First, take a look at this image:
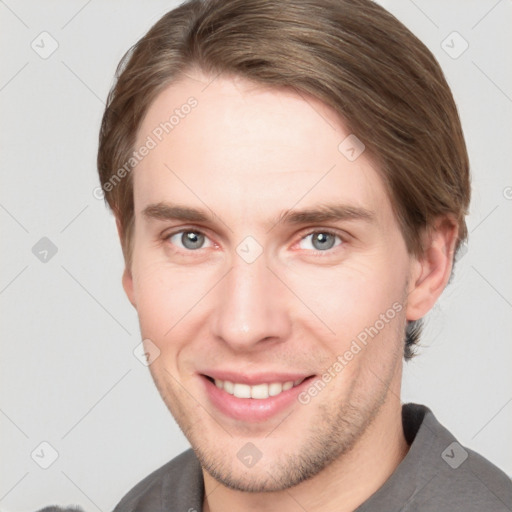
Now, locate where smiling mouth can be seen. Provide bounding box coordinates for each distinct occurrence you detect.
[203,375,315,399]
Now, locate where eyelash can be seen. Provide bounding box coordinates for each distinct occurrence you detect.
[162,227,345,256]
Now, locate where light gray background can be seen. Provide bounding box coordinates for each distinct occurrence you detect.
[1,1,511,510]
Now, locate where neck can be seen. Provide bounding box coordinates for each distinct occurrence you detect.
[202,393,409,512]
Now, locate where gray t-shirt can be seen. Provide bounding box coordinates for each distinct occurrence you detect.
[113,403,512,511]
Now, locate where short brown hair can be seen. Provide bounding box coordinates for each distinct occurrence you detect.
[97,0,470,359]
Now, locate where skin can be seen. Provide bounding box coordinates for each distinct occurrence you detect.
[120,69,458,512]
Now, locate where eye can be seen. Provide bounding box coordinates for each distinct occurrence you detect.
[298,231,343,252]
[166,229,214,251]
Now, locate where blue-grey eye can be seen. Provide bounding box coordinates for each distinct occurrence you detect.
[169,230,211,250]
[298,232,341,251]
[183,231,203,249]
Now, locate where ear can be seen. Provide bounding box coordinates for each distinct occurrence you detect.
[406,216,459,321]
[116,217,137,308]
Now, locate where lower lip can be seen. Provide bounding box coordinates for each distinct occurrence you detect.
[201,375,315,423]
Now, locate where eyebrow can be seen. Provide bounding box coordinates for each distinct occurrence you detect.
[141,202,375,228]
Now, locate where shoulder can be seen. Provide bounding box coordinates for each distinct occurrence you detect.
[429,443,512,510]
[358,404,512,511]
[404,403,512,511]
[113,448,203,512]
[411,444,512,511]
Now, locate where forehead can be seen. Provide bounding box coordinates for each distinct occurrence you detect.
[133,71,392,227]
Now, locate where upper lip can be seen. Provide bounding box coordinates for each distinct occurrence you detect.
[201,370,314,385]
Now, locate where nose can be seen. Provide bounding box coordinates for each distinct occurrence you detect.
[211,254,292,352]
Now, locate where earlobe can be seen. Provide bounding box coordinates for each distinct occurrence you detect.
[116,217,137,309]
[406,216,459,321]
[122,267,137,308]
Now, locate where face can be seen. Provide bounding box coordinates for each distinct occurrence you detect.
[123,70,417,492]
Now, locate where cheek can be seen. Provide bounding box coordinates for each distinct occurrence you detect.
[132,259,212,342]
[285,256,407,341]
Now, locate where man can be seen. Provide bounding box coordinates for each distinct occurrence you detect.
[95,0,512,510]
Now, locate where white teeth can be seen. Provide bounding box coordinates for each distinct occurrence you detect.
[268,382,283,396]
[212,377,305,399]
[233,383,251,398]
[250,383,268,399]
